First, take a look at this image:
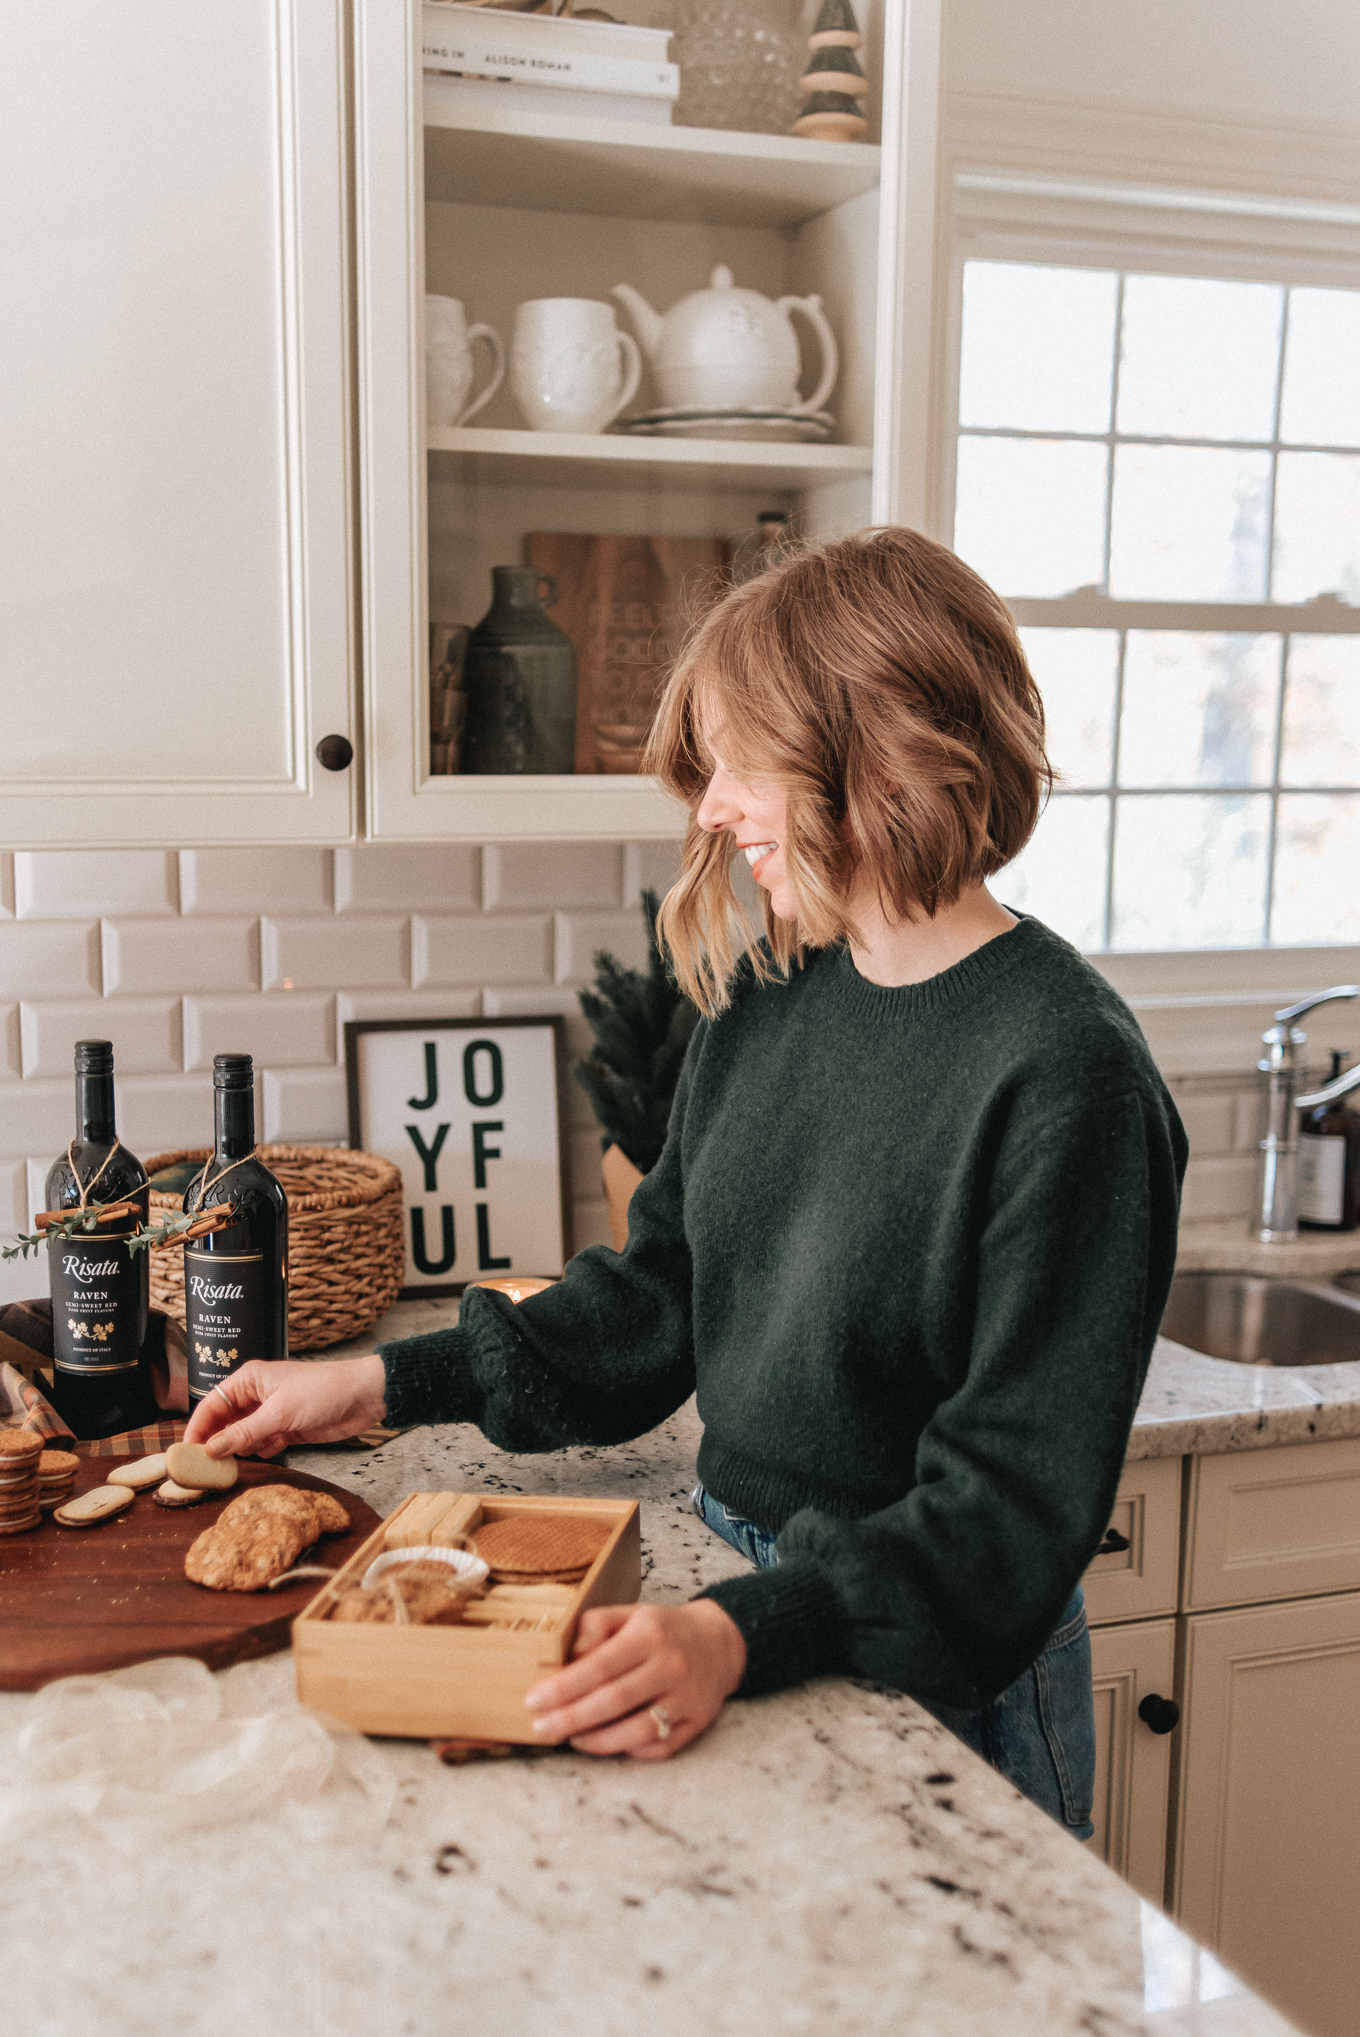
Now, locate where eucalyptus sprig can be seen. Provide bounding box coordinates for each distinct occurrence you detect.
[123,1209,233,1256]
[2,1202,130,1262]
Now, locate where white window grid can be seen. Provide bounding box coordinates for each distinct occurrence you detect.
[941,229,1360,955]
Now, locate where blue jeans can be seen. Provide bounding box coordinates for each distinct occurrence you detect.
[691,1481,1096,1842]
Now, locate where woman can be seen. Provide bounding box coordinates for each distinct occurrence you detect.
[186,528,1186,1835]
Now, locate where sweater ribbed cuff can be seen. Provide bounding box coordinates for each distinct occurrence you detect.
[377,1326,480,1431]
[695,1557,847,1697]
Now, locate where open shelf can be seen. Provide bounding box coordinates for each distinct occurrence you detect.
[411,772,686,844]
[422,94,882,228]
[427,426,873,494]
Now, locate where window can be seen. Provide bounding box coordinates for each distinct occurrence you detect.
[951,258,1360,951]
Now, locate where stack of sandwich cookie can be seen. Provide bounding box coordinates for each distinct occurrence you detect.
[0,1428,44,1534]
[472,1513,609,1587]
[37,1449,79,1514]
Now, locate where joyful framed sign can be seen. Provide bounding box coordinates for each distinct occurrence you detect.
[344,1016,572,1298]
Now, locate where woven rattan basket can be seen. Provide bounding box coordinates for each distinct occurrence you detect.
[145,1145,405,1353]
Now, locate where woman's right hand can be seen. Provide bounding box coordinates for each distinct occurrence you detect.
[180,1354,388,1458]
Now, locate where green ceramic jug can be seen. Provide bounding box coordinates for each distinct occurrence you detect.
[463,566,577,774]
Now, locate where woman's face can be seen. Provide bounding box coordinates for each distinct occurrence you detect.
[695,726,796,921]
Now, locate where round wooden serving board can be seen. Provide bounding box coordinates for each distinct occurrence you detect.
[0,1458,381,1691]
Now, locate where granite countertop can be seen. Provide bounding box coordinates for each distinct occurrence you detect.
[0,1381,1302,2037]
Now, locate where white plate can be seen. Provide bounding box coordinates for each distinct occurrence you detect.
[618,410,836,443]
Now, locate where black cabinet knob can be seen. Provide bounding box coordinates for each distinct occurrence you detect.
[1098,1527,1131,1555]
[316,734,354,772]
[1138,1693,1181,1735]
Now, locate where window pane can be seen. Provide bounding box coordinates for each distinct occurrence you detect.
[1116,275,1283,443]
[1109,446,1272,600]
[1017,628,1118,788]
[1111,794,1270,947]
[1273,794,1360,943]
[1271,451,1360,603]
[954,436,1108,597]
[959,261,1118,433]
[1280,635,1360,786]
[996,794,1108,950]
[1279,288,1360,448]
[1119,633,1281,789]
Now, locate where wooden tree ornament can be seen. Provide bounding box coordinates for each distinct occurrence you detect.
[792,0,868,143]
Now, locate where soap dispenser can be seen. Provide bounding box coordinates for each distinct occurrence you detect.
[1298,1051,1360,1231]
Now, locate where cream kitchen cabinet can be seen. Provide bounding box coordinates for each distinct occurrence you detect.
[0,0,358,847]
[354,0,942,843]
[1089,1616,1177,1905]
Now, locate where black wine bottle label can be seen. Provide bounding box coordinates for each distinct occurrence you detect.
[51,1235,142,1375]
[184,1248,265,1402]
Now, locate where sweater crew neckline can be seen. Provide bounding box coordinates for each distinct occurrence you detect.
[828,910,1039,1020]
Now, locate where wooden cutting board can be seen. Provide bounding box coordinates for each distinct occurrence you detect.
[0,1458,381,1691]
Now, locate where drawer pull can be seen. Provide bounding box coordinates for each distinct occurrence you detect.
[1138,1693,1180,1735]
[1098,1527,1131,1555]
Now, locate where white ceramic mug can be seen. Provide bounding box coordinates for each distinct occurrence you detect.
[509,298,642,435]
[425,295,505,427]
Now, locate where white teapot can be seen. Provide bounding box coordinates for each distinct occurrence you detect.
[611,264,838,414]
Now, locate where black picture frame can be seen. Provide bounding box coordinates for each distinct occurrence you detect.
[343,1014,573,1300]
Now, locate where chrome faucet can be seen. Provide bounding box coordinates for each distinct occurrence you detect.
[1254,986,1360,1241]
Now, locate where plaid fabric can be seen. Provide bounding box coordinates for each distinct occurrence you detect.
[80,1419,188,1458]
[0,1360,76,1443]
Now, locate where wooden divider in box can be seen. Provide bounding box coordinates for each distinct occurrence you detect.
[292,1492,641,1742]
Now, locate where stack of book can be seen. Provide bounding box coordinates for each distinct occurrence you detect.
[422,4,679,126]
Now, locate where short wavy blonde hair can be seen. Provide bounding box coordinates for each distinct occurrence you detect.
[646,526,1051,1017]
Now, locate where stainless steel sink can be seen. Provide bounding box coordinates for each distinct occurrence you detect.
[1160,1272,1360,1367]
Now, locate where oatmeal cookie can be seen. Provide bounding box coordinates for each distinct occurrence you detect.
[185,1512,309,1592]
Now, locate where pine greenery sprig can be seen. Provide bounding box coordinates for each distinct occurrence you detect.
[2,1202,233,1262]
[574,889,697,1175]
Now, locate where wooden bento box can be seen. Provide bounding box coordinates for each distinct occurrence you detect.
[292,1491,641,1742]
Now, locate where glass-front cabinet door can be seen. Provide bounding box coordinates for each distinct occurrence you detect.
[357,0,936,843]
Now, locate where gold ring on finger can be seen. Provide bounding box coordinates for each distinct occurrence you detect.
[649,1704,672,1741]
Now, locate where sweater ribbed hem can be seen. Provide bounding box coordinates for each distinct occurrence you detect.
[826,909,1041,1022]
[697,1557,847,1696]
[378,1326,478,1429]
[696,1439,891,1534]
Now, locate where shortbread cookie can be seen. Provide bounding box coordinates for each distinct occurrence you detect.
[185,1512,309,1592]
[165,1441,238,1492]
[54,1485,135,1527]
[108,1453,169,1491]
[154,1479,209,1508]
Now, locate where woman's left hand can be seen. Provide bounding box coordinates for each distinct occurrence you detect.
[523,1599,747,1759]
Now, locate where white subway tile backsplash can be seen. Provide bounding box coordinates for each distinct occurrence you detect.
[0,1006,18,1080]
[335,845,480,914]
[0,856,14,919]
[0,1159,28,1227]
[20,999,182,1080]
[484,844,623,911]
[1173,1092,1238,1158]
[336,991,481,1031]
[181,848,332,915]
[554,909,652,986]
[261,1068,347,1144]
[0,924,102,1000]
[14,850,177,920]
[103,917,259,997]
[0,1079,88,1154]
[414,915,551,988]
[1179,1153,1260,1224]
[184,994,334,1073]
[263,916,409,992]
[114,1075,216,1159]
[622,840,683,904]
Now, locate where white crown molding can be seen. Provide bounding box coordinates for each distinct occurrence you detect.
[942,90,1360,208]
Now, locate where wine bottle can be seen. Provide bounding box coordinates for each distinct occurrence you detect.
[45,1039,152,1439]
[181,1054,289,1407]
[1298,1050,1360,1232]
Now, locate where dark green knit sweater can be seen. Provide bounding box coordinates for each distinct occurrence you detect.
[379,917,1186,1710]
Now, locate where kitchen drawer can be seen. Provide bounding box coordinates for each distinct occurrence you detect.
[1185,1434,1360,1612]
[1083,1455,1183,1626]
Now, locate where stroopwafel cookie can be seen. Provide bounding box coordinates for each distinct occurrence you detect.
[472,1513,609,1584]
